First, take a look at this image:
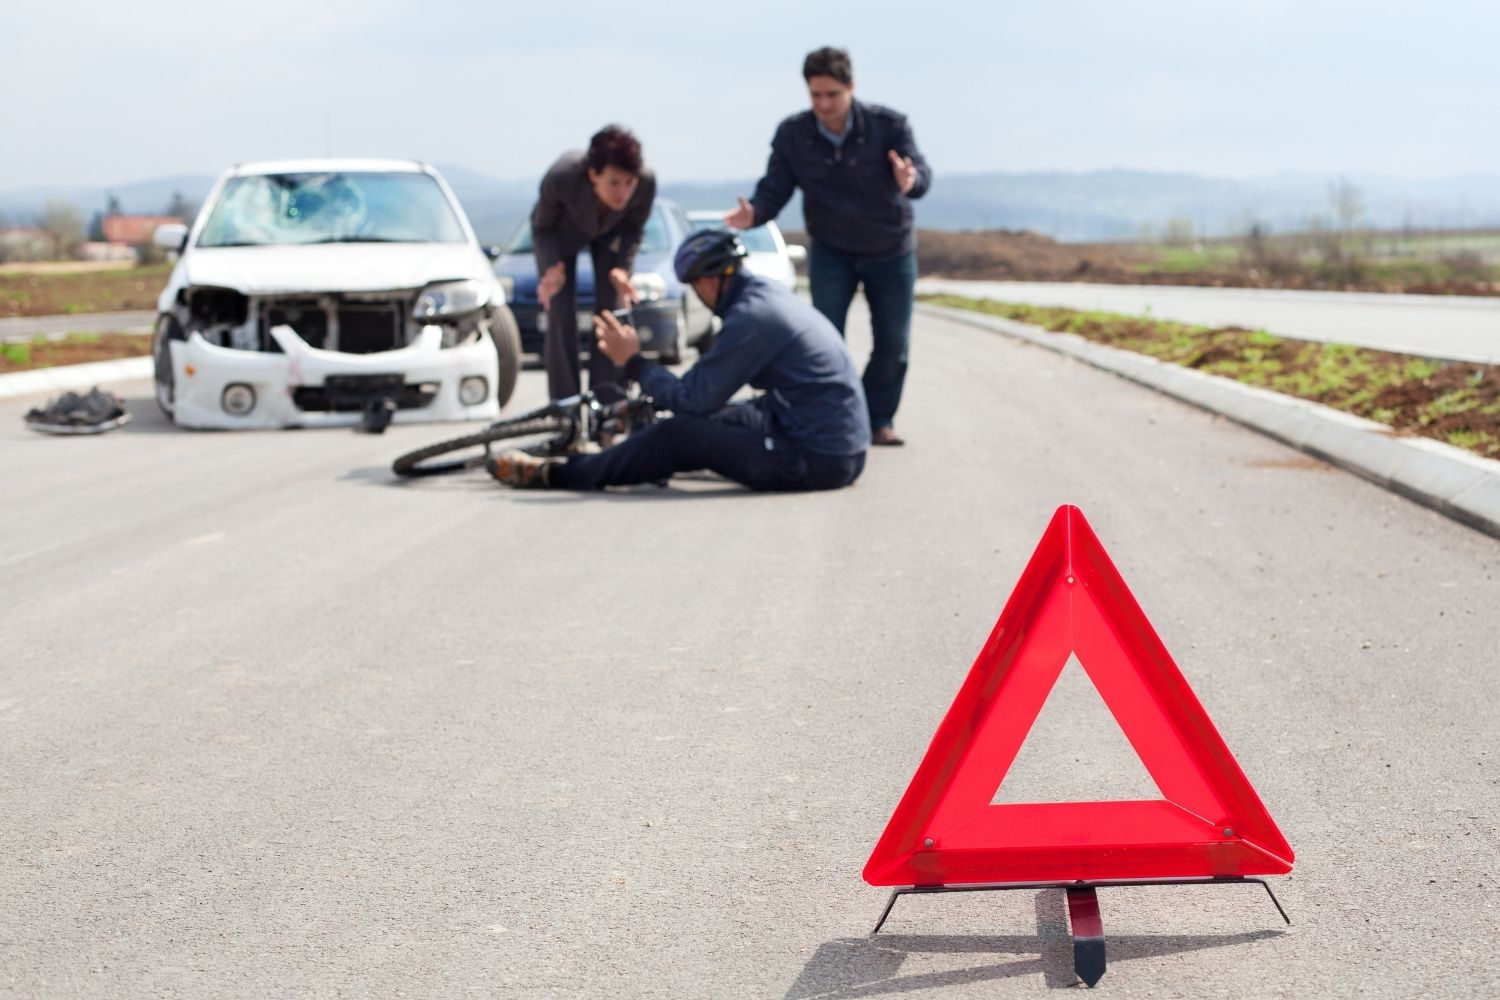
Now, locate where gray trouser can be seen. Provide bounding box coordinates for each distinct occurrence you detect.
[543,239,629,403]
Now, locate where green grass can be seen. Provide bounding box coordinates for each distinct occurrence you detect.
[922,294,1500,459]
[1138,245,1241,274]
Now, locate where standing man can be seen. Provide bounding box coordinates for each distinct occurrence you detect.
[532,125,656,402]
[726,46,931,446]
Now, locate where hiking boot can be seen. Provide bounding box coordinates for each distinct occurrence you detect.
[486,450,557,488]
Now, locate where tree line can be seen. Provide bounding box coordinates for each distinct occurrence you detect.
[0,192,197,263]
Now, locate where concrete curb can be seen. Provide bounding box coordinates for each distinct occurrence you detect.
[918,302,1500,542]
[0,357,152,400]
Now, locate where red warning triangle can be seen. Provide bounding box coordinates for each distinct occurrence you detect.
[864,505,1294,886]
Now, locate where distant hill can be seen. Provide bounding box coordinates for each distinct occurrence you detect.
[5,166,1499,244]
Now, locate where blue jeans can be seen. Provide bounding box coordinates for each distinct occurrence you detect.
[549,402,866,492]
[808,243,916,430]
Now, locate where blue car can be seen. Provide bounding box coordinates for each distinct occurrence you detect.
[492,198,715,366]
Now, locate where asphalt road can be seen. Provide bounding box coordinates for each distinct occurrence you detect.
[3,305,1498,997]
[0,310,154,342]
[918,278,1500,364]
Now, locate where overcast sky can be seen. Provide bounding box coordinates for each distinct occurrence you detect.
[3,0,1496,189]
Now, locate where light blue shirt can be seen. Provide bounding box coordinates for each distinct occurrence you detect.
[816,109,852,148]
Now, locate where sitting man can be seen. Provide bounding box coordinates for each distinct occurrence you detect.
[488,229,871,492]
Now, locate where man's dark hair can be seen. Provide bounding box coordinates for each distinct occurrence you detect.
[802,47,853,85]
[586,125,643,175]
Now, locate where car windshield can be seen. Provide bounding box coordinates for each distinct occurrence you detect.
[505,209,670,256]
[196,172,467,248]
[689,218,779,253]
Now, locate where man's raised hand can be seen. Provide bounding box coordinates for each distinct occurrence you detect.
[888,150,917,194]
[593,309,641,367]
[723,196,754,229]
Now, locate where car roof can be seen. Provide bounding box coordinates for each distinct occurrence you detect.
[687,209,778,228]
[227,159,432,177]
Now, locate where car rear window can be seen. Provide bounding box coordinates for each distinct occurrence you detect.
[197,172,467,247]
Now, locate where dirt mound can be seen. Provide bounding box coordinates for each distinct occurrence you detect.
[914,229,1147,281]
[781,229,1147,282]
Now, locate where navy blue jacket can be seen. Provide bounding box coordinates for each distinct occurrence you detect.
[625,272,870,457]
[748,99,932,261]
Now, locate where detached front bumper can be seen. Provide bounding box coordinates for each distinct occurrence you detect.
[168,323,500,429]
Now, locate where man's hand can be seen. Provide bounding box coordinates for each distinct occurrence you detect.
[593,309,641,367]
[723,196,754,229]
[608,267,640,305]
[888,150,918,195]
[537,262,565,311]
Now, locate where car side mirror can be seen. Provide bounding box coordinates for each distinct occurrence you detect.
[154,223,188,252]
[786,243,807,263]
[483,244,503,261]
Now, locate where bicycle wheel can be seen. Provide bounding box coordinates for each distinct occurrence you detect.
[392,414,572,477]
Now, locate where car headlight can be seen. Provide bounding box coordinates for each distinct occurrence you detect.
[495,274,515,303]
[630,272,666,303]
[412,279,492,320]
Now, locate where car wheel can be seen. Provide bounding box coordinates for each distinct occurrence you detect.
[658,302,687,366]
[152,315,183,419]
[485,303,522,407]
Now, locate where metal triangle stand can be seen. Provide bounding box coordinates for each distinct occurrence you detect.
[870,877,1290,988]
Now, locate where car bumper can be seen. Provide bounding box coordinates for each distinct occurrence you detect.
[513,301,683,356]
[167,323,500,429]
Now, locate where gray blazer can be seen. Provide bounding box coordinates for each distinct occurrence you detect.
[530,150,657,274]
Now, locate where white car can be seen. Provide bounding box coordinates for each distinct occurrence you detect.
[151,159,521,429]
[686,212,806,290]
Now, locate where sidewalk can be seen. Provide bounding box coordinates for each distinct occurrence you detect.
[0,356,152,399]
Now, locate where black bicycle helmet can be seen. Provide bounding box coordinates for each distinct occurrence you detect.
[674,228,748,282]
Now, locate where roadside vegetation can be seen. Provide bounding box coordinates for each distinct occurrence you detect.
[911,228,1500,296]
[0,333,152,372]
[924,294,1500,459]
[0,263,170,318]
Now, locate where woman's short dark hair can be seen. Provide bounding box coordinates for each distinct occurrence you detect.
[586,125,643,175]
[802,47,853,85]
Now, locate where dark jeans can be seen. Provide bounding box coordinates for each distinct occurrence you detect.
[808,242,917,431]
[543,240,629,403]
[549,402,865,492]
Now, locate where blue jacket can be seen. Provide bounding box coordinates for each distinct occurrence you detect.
[625,272,870,457]
[748,99,932,261]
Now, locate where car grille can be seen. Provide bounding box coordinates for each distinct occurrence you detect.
[259,297,408,354]
[338,303,404,354]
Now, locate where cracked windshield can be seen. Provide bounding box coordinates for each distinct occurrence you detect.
[197,171,466,247]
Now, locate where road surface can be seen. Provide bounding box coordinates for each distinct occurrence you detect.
[2,305,1497,997]
[0,310,154,343]
[919,278,1500,364]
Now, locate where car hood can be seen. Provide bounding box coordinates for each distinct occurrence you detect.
[184,243,489,294]
[494,248,677,306]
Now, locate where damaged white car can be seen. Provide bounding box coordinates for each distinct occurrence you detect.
[151,159,521,429]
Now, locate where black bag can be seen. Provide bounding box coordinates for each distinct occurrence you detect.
[24,387,132,435]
